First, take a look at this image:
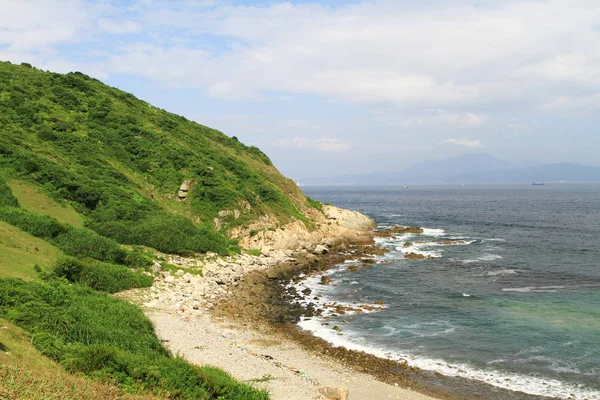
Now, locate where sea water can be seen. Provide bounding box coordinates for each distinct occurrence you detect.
[299,184,600,399]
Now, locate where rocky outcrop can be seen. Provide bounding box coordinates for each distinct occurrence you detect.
[231,206,375,252]
[120,249,299,311]
[375,226,424,238]
[177,180,193,201]
[405,252,426,260]
[323,205,375,231]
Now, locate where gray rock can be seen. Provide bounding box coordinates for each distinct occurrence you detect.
[313,245,329,255]
[265,269,279,280]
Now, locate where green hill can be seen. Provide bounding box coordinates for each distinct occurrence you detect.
[0,60,325,399]
[0,61,316,256]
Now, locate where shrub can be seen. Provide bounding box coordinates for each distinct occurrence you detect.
[0,206,67,238]
[53,228,127,265]
[306,196,323,211]
[0,279,269,400]
[0,179,19,207]
[52,256,153,293]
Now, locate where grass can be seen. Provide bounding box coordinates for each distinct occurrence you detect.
[0,61,317,256]
[0,221,63,280]
[0,318,164,400]
[8,179,84,227]
[244,248,262,257]
[0,279,270,400]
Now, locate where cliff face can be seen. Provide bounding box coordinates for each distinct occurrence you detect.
[232,205,375,251]
[0,61,339,255]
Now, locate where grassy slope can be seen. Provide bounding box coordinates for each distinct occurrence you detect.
[0,61,317,255]
[0,318,164,400]
[0,221,62,280]
[0,62,280,399]
[8,179,83,227]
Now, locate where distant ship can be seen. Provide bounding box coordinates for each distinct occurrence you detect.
[532,181,544,186]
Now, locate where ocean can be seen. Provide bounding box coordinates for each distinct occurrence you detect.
[299,184,600,399]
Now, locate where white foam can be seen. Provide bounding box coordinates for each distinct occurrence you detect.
[462,254,503,264]
[297,318,600,400]
[421,228,446,237]
[486,269,518,276]
[396,242,442,259]
[502,286,565,293]
[289,262,599,399]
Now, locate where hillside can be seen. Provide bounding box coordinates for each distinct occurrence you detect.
[0,61,336,399]
[0,61,318,255]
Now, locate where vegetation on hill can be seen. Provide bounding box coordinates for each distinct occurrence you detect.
[0,60,331,399]
[0,176,268,399]
[0,319,164,399]
[0,281,268,400]
[0,61,319,256]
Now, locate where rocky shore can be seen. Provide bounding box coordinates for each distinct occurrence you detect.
[119,206,547,400]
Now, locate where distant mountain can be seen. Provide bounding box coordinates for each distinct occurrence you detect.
[300,154,600,186]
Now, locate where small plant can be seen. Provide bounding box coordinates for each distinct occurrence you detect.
[244,248,261,257]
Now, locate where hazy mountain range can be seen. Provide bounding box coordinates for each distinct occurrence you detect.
[300,154,600,186]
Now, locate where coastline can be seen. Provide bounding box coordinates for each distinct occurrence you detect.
[119,207,555,400]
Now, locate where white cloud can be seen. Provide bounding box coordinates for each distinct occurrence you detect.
[393,110,488,128]
[275,137,351,152]
[3,0,600,115]
[443,138,484,148]
[98,18,142,34]
[95,0,600,113]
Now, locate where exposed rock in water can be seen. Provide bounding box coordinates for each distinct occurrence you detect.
[404,241,413,247]
[320,275,333,285]
[404,252,426,260]
[375,226,424,238]
[440,240,467,245]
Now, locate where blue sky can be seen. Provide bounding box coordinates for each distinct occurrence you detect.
[1,0,599,179]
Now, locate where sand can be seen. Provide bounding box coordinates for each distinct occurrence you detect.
[148,309,437,400]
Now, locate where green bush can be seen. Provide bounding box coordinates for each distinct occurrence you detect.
[0,179,19,207]
[306,196,323,211]
[0,206,148,267]
[0,206,67,238]
[0,279,269,400]
[53,227,127,265]
[52,256,153,293]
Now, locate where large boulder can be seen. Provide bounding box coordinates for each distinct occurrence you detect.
[323,205,375,232]
[313,245,329,255]
[177,180,193,200]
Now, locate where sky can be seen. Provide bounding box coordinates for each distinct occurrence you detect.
[1,0,599,179]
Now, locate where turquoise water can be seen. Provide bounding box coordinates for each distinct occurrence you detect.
[300,184,600,399]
